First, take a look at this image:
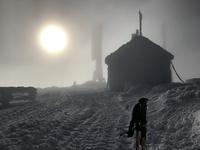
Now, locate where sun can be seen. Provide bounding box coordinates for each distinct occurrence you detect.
[39,25,68,54]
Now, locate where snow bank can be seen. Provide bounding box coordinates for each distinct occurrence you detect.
[120,83,200,149]
[146,84,200,149]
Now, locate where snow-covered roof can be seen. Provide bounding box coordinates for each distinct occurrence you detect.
[105,35,174,65]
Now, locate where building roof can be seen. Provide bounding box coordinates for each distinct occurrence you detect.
[105,35,174,65]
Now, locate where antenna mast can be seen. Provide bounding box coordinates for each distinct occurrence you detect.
[139,10,143,36]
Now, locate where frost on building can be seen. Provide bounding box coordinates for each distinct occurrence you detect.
[105,34,174,91]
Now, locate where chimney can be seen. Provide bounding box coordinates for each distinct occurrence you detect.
[131,30,139,40]
[136,29,139,35]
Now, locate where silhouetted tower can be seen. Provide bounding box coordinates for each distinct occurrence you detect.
[92,23,104,82]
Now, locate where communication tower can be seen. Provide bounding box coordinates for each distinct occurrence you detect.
[92,23,104,82]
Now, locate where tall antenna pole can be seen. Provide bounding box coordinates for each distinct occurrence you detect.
[139,10,142,36]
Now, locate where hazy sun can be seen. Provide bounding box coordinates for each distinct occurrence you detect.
[39,25,68,54]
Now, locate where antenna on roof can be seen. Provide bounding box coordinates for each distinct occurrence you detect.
[139,10,142,36]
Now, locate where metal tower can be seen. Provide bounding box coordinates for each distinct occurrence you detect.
[92,23,104,82]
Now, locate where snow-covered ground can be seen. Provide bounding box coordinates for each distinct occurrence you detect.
[0,83,200,150]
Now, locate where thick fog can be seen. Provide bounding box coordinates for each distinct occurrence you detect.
[0,0,200,87]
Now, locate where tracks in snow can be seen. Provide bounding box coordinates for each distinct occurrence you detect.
[0,90,134,150]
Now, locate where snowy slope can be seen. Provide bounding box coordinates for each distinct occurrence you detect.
[0,83,200,150]
[124,83,200,150]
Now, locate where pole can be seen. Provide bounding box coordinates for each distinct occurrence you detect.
[139,10,142,36]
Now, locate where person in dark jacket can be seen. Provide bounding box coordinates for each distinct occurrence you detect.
[128,98,148,150]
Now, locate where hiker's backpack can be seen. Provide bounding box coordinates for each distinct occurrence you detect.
[133,102,147,125]
[132,103,141,123]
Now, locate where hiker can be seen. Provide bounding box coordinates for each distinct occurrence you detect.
[128,98,148,150]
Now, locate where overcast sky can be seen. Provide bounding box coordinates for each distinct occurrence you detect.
[0,0,200,87]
